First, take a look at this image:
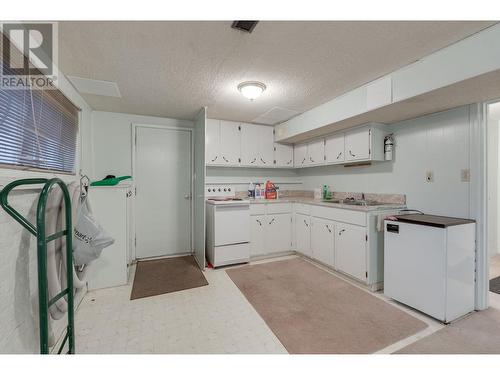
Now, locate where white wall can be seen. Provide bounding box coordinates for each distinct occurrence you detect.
[0,73,92,353]
[299,106,472,218]
[90,111,193,180]
[206,167,302,193]
[487,102,500,256]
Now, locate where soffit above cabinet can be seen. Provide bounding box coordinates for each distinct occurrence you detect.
[276,23,500,144]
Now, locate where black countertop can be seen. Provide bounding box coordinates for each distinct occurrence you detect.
[389,214,475,228]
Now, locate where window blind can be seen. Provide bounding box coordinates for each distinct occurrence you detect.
[0,61,79,174]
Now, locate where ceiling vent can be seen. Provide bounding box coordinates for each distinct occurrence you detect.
[252,107,301,125]
[231,21,259,33]
[68,76,122,98]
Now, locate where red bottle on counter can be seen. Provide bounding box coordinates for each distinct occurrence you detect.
[265,180,277,199]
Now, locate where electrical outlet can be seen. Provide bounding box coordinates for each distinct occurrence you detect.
[461,169,471,182]
[425,170,434,182]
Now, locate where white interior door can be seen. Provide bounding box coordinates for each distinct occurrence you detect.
[135,126,192,259]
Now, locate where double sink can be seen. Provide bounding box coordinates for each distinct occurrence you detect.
[321,197,386,207]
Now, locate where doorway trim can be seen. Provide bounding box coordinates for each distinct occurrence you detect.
[131,123,194,261]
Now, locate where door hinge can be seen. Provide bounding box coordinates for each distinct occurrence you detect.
[369,148,371,155]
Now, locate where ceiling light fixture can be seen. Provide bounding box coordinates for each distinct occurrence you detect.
[238,81,266,101]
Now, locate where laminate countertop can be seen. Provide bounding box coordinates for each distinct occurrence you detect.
[246,197,406,212]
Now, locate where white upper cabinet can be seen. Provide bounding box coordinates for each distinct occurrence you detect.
[274,142,294,168]
[240,123,260,166]
[205,119,221,165]
[306,139,325,166]
[294,143,308,167]
[219,120,241,166]
[259,125,275,167]
[345,127,371,161]
[325,133,345,164]
[344,126,386,162]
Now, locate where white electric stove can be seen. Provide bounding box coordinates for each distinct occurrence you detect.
[205,186,250,267]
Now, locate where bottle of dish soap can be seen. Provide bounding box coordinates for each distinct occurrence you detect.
[248,182,255,198]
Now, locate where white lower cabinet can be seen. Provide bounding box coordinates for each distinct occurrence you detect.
[335,223,367,281]
[266,213,292,254]
[295,213,311,257]
[250,204,292,257]
[293,203,381,287]
[250,215,266,257]
[311,217,335,268]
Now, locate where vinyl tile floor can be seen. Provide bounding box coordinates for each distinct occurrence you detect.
[74,255,493,354]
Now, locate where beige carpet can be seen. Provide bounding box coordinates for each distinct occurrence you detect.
[396,308,500,354]
[131,256,208,300]
[226,258,427,354]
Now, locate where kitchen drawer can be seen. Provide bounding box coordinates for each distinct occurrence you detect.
[310,205,366,227]
[294,203,311,215]
[213,243,250,267]
[266,202,292,214]
[250,203,266,216]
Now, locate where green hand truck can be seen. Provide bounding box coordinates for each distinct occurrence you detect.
[0,178,75,354]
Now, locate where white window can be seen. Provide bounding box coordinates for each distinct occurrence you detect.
[0,63,79,174]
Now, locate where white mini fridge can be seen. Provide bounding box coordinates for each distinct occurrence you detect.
[384,214,475,323]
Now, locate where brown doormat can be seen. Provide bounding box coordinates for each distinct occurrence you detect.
[226,258,427,354]
[131,255,208,300]
[396,308,500,354]
[490,276,500,294]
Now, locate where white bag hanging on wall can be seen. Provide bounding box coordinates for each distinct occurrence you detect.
[73,198,114,266]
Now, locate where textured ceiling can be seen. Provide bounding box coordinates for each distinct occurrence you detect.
[58,21,496,123]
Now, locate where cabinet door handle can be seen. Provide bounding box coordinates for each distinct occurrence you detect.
[250,158,256,164]
[302,157,306,164]
[310,156,314,163]
[211,155,218,162]
[286,160,292,165]
[304,219,309,227]
[349,150,355,157]
[325,224,332,233]
[336,152,342,160]
[222,156,229,162]
[256,219,262,226]
[126,191,132,198]
[338,229,346,235]
[260,158,266,164]
[268,218,275,225]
